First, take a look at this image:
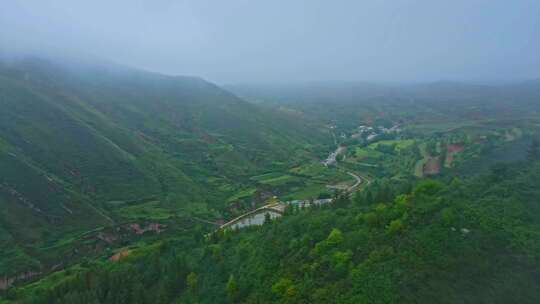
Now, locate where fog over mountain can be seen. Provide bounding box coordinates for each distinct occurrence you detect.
[1,0,539,83]
[4,1,540,303]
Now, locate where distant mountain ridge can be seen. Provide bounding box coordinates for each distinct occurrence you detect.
[226,80,540,105]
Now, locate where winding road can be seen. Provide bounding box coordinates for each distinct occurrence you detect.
[345,171,371,192]
[219,138,372,231]
[346,172,362,191]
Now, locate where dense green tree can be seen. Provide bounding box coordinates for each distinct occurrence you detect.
[226,274,239,302]
[187,272,198,293]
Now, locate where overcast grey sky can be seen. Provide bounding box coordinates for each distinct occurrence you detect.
[1,0,539,83]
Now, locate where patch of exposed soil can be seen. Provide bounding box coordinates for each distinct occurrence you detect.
[128,223,165,235]
[110,250,131,262]
[423,157,441,175]
[445,143,464,168]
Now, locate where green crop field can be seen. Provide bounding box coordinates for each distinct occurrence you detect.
[355,147,384,159]
[226,188,257,202]
[368,139,416,151]
[114,201,172,220]
[289,163,327,177]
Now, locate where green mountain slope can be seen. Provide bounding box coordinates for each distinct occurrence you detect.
[9,156,540,303]
[0,57,329,277]
[2,66,540,302]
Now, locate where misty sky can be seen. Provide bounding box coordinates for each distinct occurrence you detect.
[1,0,539,83]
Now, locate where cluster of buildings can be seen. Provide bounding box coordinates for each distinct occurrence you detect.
[351,124,401,143]
[285,198,333,208]
[322,145,346,166]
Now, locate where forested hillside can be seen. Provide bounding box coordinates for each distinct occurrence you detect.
[7,147,540,303]
[0,57,329,279]
[2,59,540,304]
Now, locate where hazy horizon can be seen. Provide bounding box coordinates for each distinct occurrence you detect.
[2,0,539,84]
